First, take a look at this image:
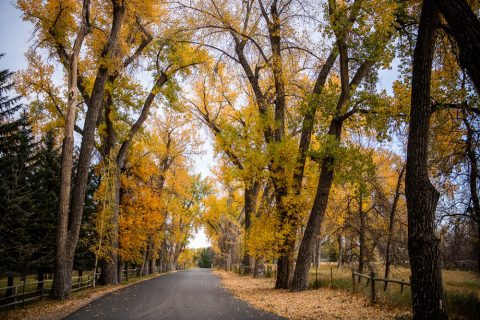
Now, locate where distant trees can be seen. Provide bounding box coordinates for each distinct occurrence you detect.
[198,248,214,268]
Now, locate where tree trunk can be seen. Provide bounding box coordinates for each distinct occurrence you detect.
[36,271,45,291]
[242,182,259,275]
[406,1,448,318]
[291,120,342,292]
[385,165,405,289]
[337,235,343,268]
[98,258,116,285]
[51,0,90,300]
[358,194,366,274]
[51,1,125,300]
[314,238,321,268]
[139,246,147,276]
[99,167,120,285]
[274,193,296,289]
[275,250,294,289]
[253,257,265,278]
[117,260,123,284]
[436,0,480,93]
[462,113,480,274]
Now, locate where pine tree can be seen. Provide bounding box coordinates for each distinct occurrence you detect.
[29,131,61,275]
[0,57,39,276]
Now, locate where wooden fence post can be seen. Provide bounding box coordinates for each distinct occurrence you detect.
[38,278,45,299]
[6,272,14,297]
[352,270,356,293]
[370,271,376,304]
[330,266,333,288]
[78,270,83,289]
[12,286,17,303]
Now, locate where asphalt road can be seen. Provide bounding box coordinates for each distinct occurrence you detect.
[66,269,285,320]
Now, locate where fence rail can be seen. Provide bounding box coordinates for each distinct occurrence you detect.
[352,270,411,304]
[0,268,139,309]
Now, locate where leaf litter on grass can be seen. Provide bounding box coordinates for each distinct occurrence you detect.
[215,270,411,320]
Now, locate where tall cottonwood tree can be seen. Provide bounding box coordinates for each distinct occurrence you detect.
[406,0,448,318]
[292,0,398,291]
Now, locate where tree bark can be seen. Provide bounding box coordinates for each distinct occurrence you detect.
[242,182,260,275]
[462,113,480,274]
[384,164,405,289]
[253,257,265,278]
[337,234,343,268]
[358,194,366,274]
[52,1,125,299]
[406,1,448,318]
[291,0,381,290]
[291,119,343,291]
[436,0,480,93]
[51,0,91,300]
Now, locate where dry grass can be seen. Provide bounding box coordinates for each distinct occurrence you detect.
[0,272,171,320]
[215,270,410,320]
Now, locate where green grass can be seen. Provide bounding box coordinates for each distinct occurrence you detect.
[447,291,480,320]
[307,264,480,320]
[446,280,480,290]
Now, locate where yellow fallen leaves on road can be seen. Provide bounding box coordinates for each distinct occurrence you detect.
[215,270,410,320]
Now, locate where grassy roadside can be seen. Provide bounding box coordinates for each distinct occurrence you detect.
[215,269,410,320]
[307,265,480,319]
[0,271,176,320]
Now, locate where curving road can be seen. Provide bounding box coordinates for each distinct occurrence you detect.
[66,269,284,320]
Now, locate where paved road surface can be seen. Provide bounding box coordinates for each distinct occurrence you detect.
[66,269,284,320]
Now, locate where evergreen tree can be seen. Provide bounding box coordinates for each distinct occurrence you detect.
[29,131,61,274]
[0,57,39,276]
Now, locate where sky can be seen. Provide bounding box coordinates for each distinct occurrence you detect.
[0,0,399,250]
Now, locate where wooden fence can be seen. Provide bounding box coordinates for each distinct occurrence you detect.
[352,271,410,304]
[0,268,139,309]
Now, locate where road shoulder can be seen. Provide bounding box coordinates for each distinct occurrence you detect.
[214,270,410,320]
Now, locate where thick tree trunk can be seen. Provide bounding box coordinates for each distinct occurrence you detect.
[291,120,342,292]
[274,192,296,289]
[117,261,123,283]
[99,258,117,285]
[253,257,265,278]
[51,0,90,300]
[406,1,448,318]
[99,167,120,284]
[436,0,480,93]
[275,250,294,288]
[52,1,125,300]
